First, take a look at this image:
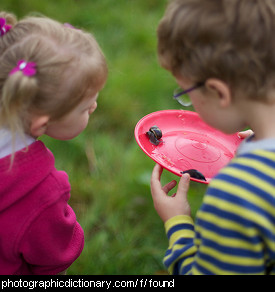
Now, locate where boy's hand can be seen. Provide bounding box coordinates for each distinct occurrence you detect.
[150,164,191,222]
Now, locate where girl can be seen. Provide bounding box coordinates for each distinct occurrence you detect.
[0,12,108,275]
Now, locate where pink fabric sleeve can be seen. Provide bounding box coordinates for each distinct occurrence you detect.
[19,192,84,275]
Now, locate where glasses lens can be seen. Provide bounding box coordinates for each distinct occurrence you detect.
[173,88,192,107]
[178,94,192,107]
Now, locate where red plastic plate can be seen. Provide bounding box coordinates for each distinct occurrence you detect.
[135,110,242,184]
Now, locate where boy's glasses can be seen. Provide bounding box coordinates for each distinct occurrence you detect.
[173,82,205,106]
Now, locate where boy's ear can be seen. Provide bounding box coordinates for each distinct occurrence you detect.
[30,115,50,137]
[205,79,232,107]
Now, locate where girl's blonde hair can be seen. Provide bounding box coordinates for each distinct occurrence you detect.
[157,0,275,101]
[0,12,108,138]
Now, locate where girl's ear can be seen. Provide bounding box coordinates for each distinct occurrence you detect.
[30,115,50,137]
[205,78,232,108]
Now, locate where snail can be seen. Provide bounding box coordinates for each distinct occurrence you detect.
[146,126,162,145]
[181,169,206,181]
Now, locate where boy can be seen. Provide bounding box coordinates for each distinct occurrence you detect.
[150,0,275,275]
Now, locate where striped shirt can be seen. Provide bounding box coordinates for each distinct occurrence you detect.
[164,137,275,275]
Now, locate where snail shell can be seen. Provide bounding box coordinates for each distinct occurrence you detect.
[146,126,162,145]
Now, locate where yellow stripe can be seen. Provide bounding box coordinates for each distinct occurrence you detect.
[165,243,197,259]
[164,215,195,249]
[197,210,258,238]
[168,230,195,249]
[199,245,264,266]
[165,245,197,274]
[195,257,236,275]
[201,192,275,249]
[191,265,203,275]
[181,256,194,269]
[164,215,194,232]
[213,170,275,214]
[196,211,263,252]
[194,237,201,247]
[236,156,275,178]
[195,256,264,275]
[209,177,275,220]
[222,166,275,197]
[252,150,275,161]
[204,194,273,231]
[172,256,195,275]
[220,159,275,200]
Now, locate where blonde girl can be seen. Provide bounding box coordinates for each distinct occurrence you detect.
[0,12,107,275]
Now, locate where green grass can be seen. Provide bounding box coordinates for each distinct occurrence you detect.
[1,0,206,274]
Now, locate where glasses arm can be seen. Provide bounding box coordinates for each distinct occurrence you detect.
[173,82,205,98]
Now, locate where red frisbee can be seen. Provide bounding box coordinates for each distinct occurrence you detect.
[134,110,242,184]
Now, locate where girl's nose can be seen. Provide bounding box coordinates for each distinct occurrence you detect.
[89,102,97,115]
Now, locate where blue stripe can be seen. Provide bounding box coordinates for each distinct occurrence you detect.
[192,261,215,275]
[207,185,275,237]
[177,256,194,275]
[164,242,194,267]
[239,152,275,168]
[197,251,265,274]
[229,163,275,186]
[167,223,194,239]
[174,237,194,246]
[227,159,275,184]
[168,254,195,275]
[199,200,257,230]
[196,211,262,244]
[201,238,264,259]
[209,182,275,224]
[219,168,275,195]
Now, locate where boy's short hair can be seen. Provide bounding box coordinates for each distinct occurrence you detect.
[157,0,275,101]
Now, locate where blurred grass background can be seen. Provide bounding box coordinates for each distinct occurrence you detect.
[1,0,206,274]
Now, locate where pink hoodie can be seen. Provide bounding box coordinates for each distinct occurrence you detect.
[0,141,84,275]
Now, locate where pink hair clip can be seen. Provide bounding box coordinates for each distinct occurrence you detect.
[0,18,12,36]
[64,23,81,31]
[9,60,37,77]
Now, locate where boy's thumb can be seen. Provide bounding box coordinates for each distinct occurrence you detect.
[176,173,190,196]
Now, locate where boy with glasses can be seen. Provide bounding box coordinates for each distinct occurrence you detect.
[150,0,275,275]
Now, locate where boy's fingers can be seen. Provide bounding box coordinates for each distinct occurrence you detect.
[162,180,177,194]
[151,164,177,196]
